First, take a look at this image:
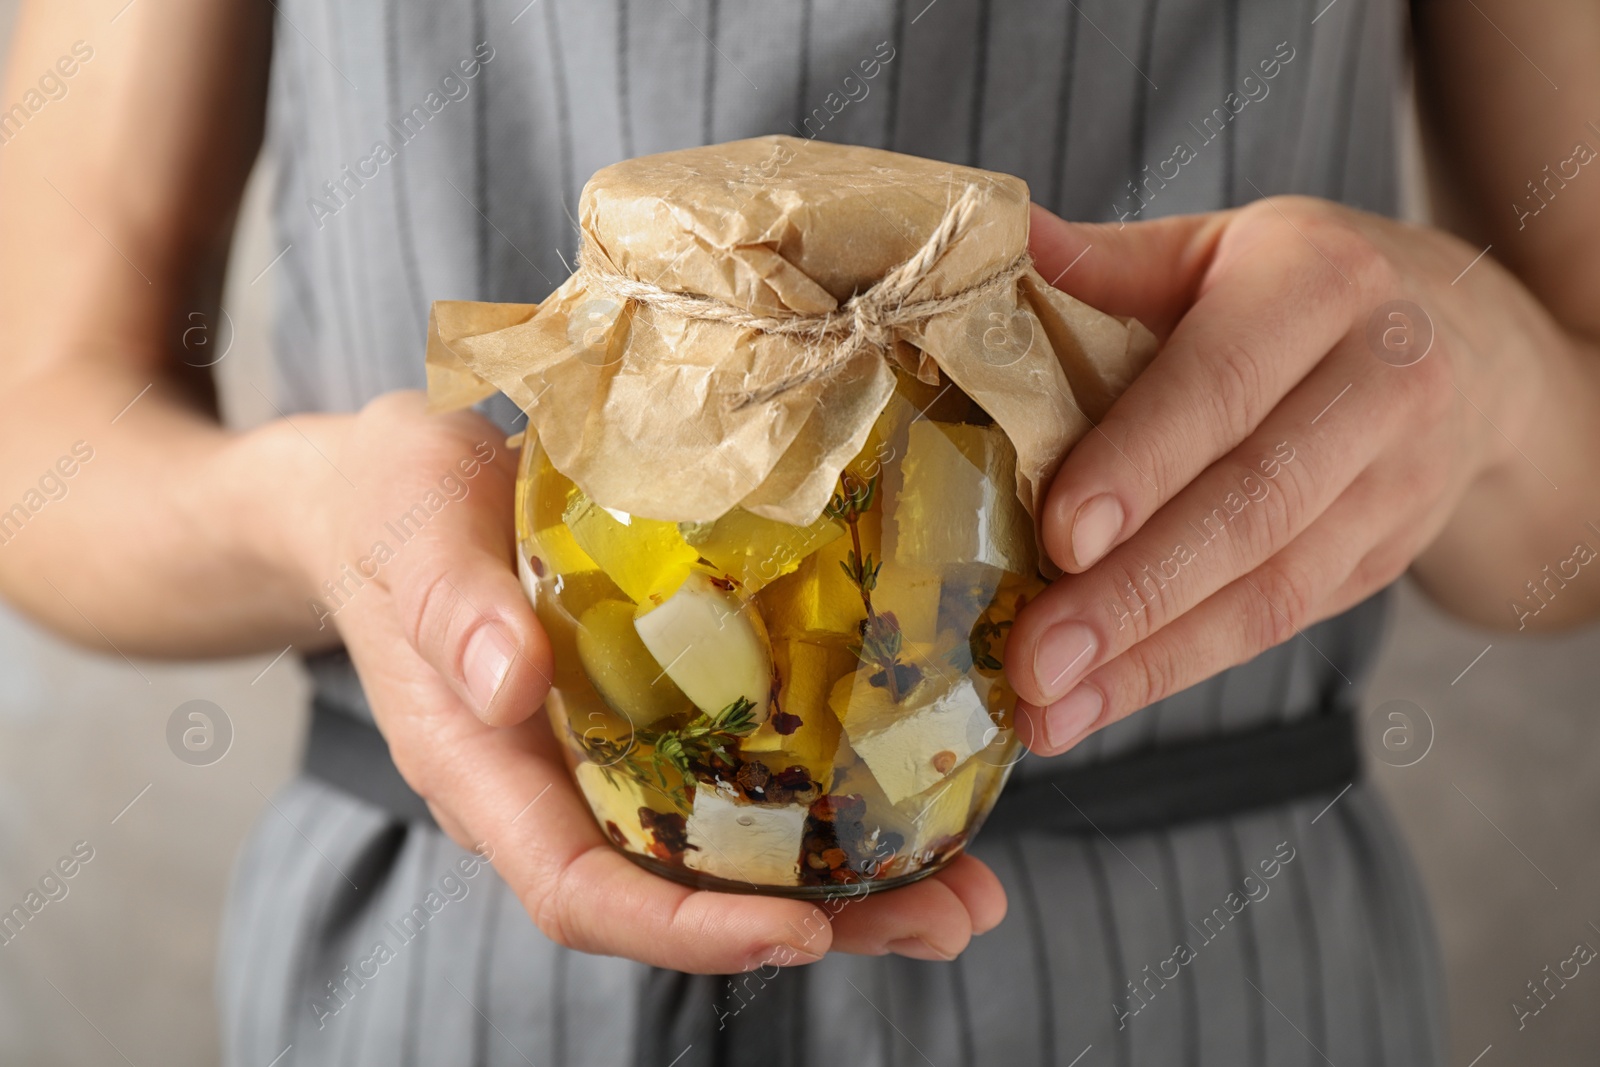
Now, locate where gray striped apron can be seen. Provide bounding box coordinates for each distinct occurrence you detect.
[219,1,1445,1064]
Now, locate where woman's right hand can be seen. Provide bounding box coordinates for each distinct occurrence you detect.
[298,391,1006,973]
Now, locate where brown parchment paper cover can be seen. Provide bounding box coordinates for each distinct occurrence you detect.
[426,135,1156,551]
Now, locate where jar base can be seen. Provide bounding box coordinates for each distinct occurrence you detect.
[622,849,961,900]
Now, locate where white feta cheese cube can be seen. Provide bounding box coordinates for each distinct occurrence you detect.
[886,421,1035,574]
[827,672,995,804]
[633,572,772,720]
[684,786,807,885]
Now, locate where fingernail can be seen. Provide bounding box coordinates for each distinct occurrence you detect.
[1045,686,1104,750]
[886,937,956,962]
[464,623,517,716]
[1071,494,1124,568]
[752,944,825,969]
[1033,622,1097,703]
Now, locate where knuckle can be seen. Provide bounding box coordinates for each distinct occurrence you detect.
[1350,540,1411,593]
[1113,645,1180,717]
[1099,552,1183,642]
[1244,196,1385,307]
[400,568,450,650]
[1205,339,1269,443]
[1350,239,1399,297]
[399,567,467,661]
[1099,413,1186,516]
[1237,457,1310,558]
[1104,620,1223,719]
[1390,333,1456,412]
[1090,410,1147,474]
[523,865,583,952]
[1250,559,1318,650]
[1305,214,1388,299]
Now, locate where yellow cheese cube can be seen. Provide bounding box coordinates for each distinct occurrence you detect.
[563,491,698,604]
[743,640,852,782]
[520,449,599,576]
[895,758,980,854]
[529,567,626,690]
[679,508,844,595]
[575,600,694,728]
[827,736,988,875]
[886,421,1036,575]
[872,562,942,646]
[756,510,880,642]
[574,762,677,852]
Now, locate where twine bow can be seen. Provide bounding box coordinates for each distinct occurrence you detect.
[576,183,1031,409]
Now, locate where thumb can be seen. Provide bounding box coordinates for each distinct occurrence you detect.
[1028,202,1229,341]
[381,421,554,728]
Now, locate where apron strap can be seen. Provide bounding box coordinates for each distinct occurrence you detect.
[982,709,1359,838]
[302,697,1358,837]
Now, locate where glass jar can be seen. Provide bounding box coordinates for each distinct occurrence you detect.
[516,369,1044,898]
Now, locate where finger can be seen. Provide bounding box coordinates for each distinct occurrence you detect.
[394,551,554,728]
[827,869,974,960]
[1028,203,1226,340]
[1323,533,1426,620]
[346,609,831,972]
[1008,345,1386,710]
[1040,200,1376,573]
[928,853,1008,935]
[825,854,1005,959]
[1017,463,1395,754]
[352,400,553,727]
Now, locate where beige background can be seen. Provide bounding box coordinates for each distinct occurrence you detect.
[3,3,1600,1064]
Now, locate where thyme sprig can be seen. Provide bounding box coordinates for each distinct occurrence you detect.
[824,469,918,702]
[578,697,760,813]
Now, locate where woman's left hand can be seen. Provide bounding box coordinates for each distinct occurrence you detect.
[1007,197,1574,754]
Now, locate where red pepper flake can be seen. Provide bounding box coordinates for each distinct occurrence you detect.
[528,555,547,578]
[708,574,741,591]
[809,792,865,823]
[773,766,814,791]
[604,820,628,848]
[769,710,804,735]
[638,808,695,862]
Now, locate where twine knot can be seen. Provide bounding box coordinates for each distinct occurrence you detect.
[576,183,1030,409]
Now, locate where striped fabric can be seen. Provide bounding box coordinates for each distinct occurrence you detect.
[223,0,1445,1064]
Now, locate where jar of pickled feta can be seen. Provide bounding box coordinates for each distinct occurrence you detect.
[517,370,1046,894]
[425,135,1155,896]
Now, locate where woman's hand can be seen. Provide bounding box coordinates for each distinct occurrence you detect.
[1007,197,1593,755]
[306,392,1006,972]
